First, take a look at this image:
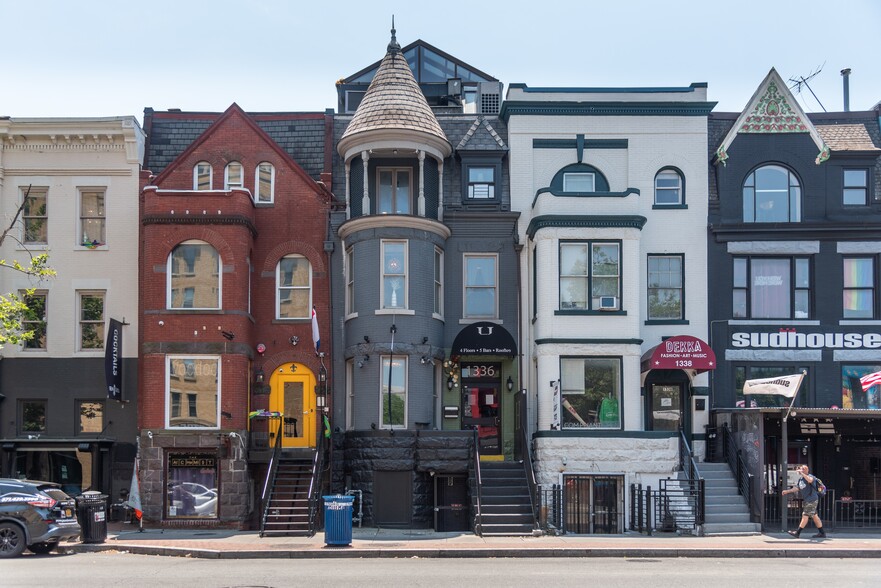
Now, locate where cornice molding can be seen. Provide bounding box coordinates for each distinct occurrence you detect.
[526,215,647,239]
[338,214,451,240]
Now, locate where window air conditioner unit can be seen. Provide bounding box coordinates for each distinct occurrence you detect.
[599,296,618,310]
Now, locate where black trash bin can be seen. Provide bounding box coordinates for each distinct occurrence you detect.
[76,491,108,544]
[322,495,354,546]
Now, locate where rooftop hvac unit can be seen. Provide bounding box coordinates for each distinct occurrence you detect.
[478,82,502,115]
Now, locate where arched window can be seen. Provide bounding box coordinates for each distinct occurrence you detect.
[277,255,312,319]
[168,241,221,309]
[224,162,243,189]
[193,162,212,190]
[654,168,684,205]
[255,162,275,203]
[743,165,801,222]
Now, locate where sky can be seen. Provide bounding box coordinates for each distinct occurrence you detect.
[4,0,880,126]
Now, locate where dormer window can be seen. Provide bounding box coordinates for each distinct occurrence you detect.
[467,167,495,199]
[743,164,801,223]
[563,172,595,193]
[378,168,411,214]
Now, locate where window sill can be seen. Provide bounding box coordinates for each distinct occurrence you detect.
[652,203,688,210]
[432,313,444,322]
[272,318,310,324]
[458,318,502,325]
[344,312,359,322]
[76,244,109,251]
[555,309,627,316]
[17,244,49,251]
[166,308,224,313]
[375,309,415,316]
[839,319,881,325]
[644,319,689,325]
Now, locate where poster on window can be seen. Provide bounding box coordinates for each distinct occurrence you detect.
[166,453,218,518]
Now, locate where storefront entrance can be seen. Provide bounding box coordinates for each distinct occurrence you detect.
[461,363,502,455]
[268,363,317,449]
[649,383,684,431]
[563,474,624,534]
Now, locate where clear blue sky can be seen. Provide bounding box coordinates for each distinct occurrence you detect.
[4,1,879,125]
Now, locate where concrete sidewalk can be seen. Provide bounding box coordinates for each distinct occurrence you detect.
[57,522,881,559]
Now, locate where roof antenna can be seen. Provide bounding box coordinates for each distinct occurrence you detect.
[789,64,826,112]
[388,15,400,54]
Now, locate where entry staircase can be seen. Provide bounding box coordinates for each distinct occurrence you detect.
[699,462,761,535]
[260,451,320,536]
[472,460,537,536]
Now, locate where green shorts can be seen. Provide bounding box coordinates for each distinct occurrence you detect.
[802,500,819,517]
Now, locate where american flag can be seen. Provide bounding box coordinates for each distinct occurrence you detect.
[859,370,881,391]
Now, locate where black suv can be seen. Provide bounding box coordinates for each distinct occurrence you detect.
[0,479,81,557]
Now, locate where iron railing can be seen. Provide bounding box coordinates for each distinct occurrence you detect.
[833,499,881,529]
[516,391,540,532]
[305,426,325,535]
[537,484,563,534]
[630,479,703,535]
[259,417,284,536]
[471,427,483,535]
[721,423,758,522]
[764,490,837,531]
[630,483,655,534]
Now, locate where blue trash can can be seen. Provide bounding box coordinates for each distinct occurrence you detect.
[323,495,355,546]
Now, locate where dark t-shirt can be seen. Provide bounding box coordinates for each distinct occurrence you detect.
[796,476,819,502]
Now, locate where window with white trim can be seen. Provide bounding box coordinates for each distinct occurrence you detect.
[464,254,497,318]
[194,162,212,190]
[381,241,408,309]
[224,162,243,189]
[22,186,48,245]
[466,166,495,199]
[255,162,275,203]
[380,356,407,429]
[345,246,355,316]
[563,172,595,193]
[79,188,106,247]
[647,255,683,320]
[78,291,105,350]
[21,290,47,350]
[654,169,683,205]
[167,356,220,428]
[277,254,312,319]
[378,168,411,214]
[168,241,221,309]
[434,247,444,317]
[560,357,621,429]
[559,242,620,311]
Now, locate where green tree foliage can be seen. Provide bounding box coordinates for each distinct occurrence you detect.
[0,185,56,347]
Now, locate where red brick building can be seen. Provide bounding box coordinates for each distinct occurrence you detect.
[138,104,333,527]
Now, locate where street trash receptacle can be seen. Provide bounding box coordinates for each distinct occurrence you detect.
[323,494,354,546]
[76,491,108,544]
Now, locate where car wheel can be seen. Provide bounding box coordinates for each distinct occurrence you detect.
[0,522,26,558]
[27,541,58,555]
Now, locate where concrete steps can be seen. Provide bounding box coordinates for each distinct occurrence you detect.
[698,463,761,535]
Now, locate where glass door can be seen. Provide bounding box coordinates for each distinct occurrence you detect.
[461,383,501,455]
[650,384,682,431]
[269,365,316,448]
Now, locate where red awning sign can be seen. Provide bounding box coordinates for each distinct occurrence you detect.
[640,335,716,374]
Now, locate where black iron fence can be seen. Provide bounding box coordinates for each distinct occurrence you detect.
[764,492,881,531]
[537,485,563,534]
[630,480,704,535]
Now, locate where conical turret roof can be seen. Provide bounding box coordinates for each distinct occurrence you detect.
[338,26,450,159]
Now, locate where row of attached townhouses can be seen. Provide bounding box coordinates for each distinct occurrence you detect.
[1,29,879,536]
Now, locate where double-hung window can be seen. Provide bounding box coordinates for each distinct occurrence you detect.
[345,246,355,316]
[466,166,495,200]
[378,168,411,214]
[843,169,868,206]
[559,242,620,311]
[843,257,875,318]
[733,257,810,319]
[224,162,243,189]
[21,290,47,350]
[381,241,407,309]
[560,357,622,429]
[167,356,220,428]
[168,241,221,309]
[464,254,497,318]
[255,162,275,203]
[23,187,48,245]
[79,189,106,247]
[654,169,683,205]
[194,162,212,190]
[434,247,444,317]
[78,291,105,350]
[277,254,312,319]
[647,255,683,320]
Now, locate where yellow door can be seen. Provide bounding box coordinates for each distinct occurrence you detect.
[269,364,317,448]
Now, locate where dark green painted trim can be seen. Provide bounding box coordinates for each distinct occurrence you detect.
[535,338,643,345]
[692,433,707,441]
[644,319,690,326]
[556,310,628,317]
[532,187,639,208]
[501,101,717,121]
[652,204,689,210]
[526,215,647,239]
[509,83,708,93]
[533,139,629,150]
[534,430,674,439]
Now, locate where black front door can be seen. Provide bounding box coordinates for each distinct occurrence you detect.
[649,383,683,431]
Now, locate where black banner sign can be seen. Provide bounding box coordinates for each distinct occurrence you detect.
[105,318,123,401]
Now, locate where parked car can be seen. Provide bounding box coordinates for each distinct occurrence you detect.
[0,479,81,557]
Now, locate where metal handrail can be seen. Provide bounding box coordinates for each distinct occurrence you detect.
[472,427,483,536]
[306,424,325,535]
[517,391,540,531]
[678,429,705,526]
[259,417,284,536]
[722,423,758,522]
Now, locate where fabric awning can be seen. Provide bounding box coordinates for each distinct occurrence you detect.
[640,335,716,374]
[451,322,517,357]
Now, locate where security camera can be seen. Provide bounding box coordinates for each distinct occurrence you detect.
[147,431,153,439]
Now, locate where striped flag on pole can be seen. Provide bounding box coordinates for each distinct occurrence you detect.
[859,370,881,391]
[311,306,320,352]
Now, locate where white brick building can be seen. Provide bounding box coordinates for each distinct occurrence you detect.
[501,84,715,532]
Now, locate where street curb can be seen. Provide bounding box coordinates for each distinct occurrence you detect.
[61,543,881,559]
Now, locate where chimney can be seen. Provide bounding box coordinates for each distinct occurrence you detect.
[841,68,851,112]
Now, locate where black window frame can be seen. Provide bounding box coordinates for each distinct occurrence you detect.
[742,164,802,223]
[733,256,812,320]
[843,168,869,206]
[460,158,502,205]
[653,166,686,208]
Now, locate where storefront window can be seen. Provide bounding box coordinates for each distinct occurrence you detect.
[734,366,809,408]
[841,364,881,410]
[166,453,218,519]
[560,358,621,429]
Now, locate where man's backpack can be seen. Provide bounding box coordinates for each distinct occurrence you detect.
[813,477,827,496]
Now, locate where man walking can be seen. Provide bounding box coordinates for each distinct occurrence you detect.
[783,464,826,538]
